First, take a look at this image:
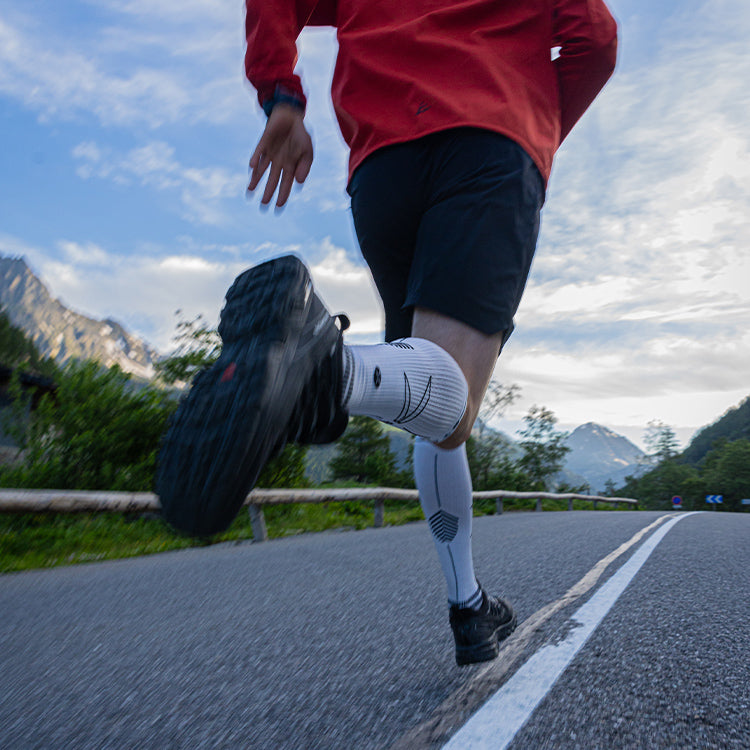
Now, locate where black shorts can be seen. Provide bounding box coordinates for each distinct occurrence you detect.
[347,128,544,343]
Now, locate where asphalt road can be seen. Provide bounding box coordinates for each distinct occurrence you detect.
[1,510,748,749]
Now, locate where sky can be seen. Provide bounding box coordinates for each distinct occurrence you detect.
[0,0,748,450]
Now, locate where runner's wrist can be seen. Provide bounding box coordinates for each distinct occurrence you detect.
[261,83,307,117]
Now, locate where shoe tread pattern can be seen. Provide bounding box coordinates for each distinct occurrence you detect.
[156,256,312,536]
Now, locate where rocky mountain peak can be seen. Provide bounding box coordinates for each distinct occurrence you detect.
[0,255,158,379]
[565,422,645,491]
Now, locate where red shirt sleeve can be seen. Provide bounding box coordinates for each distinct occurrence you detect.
[245,0,337,109]
[553,0,618,142]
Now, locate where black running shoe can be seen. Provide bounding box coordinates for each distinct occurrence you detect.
[156,254,349,537]
[449,588,517,666]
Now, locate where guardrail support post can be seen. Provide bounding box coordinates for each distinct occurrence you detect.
[496,498,503,515]
[593,499,599,510]
[568,497,574,511]
[535,498,542,512]
[374,498,385,528]
[248,504,268,542]
[613,501,619,509]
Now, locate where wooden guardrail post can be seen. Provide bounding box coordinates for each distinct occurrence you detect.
[568,497,574,511]
[373,498,385,528]
[496,498,503,515]
[248,504,268,542]
[535,498,543,512]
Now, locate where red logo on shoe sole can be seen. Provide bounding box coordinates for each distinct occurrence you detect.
[220,363,237,383]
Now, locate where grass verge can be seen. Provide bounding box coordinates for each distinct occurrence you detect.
[0,495,627,573]
[0,499,425,573]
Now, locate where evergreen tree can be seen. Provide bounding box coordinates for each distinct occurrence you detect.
[329,416,398,485]
[643,420,680,465]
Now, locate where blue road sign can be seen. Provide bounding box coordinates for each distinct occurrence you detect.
[741,499,750,506]
[705,495,723,504]
[672,495,682,506]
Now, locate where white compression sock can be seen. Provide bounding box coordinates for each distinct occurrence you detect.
[341,338,467,443]
[413,437,481,609]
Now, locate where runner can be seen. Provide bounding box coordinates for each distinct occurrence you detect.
[158,0,617,666]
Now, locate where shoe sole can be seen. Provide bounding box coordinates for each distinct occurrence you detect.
[156,255,313,537]
[455,611,518,666]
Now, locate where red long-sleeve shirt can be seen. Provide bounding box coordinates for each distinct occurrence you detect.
[245,0,617,185]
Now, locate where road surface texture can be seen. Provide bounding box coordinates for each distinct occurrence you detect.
[1,510,748,749]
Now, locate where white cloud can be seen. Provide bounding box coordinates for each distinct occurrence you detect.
[58,240,111,267]
[308,241,383,336]
[0,232,383,354]
[0,6,248,128]
[73,140,245,225]
[502,0,750,441]
[2,0,748,450]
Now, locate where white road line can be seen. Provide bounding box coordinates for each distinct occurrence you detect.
[389,514,675,750]
[442,512,698,750]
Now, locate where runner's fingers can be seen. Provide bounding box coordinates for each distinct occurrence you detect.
[295,151,313,184]
[248,149,271,192]
[261,162,282,205]
[277,168,295,207]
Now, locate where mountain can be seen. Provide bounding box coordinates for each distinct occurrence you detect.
[563,422,645,492]
[680,396,750,465]
[0,256,158,379]
[306,419,645,493]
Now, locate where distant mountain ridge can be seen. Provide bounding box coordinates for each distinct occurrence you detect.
[0,255,158,379]
[680,396,750,465]
[307,420,646,493]
[563,422,645,492]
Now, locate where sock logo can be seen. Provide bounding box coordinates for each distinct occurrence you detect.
[373,367,381,388]
[394,373,431,425]
[429,510,459,543]
[387,341,415,350]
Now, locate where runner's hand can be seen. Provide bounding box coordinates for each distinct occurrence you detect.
[248,105,313,208]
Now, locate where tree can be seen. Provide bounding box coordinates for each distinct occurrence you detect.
[0,360,176,491]
[701,439,750,511]
[476,381,520,439]
[468,380,522,491]
[466,432,528,492]
[620,460,702,510]
[155,313,221,386]
[681,396,750,465]
[603,478,617,496]
[517,405,570,490]
[329,416,398,485]
[0,309,57,378]
[643,420,680,465]
[257,444,309,488]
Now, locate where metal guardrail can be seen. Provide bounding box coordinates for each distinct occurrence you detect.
[0,488,638,541]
